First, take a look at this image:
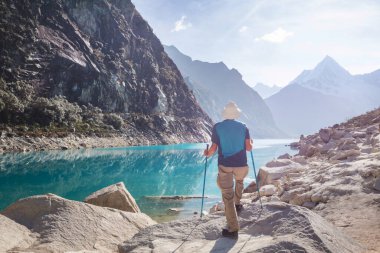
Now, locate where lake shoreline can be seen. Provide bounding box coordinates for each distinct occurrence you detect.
[0,130,296,154]
[0,133,134,154]
[0,131,208,154]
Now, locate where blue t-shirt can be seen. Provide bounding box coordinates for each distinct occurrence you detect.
[211,119,250,167]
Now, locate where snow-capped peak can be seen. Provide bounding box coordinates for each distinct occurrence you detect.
[290,56,352,96]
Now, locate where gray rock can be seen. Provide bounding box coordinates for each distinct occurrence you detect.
[366,125,379,134]
[330,150,361,161]
[118,202,364,253]
[319,128,332,143]
[278,153,291,159]
[321,141,337,154]
[243,180,257,193]
[338,138,359,151]
[299,143,317,157]
[259,164,303,185]
[291,156,307,165]
[332,129,345,140]
[266,159,292,167]
[352,131,366,138]
[302,201,317,209]
[84,182,140,213]
[259,184,277,196]
[2,194,155,252]
[374,178,380,191]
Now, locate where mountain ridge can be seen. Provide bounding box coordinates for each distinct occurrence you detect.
[266,55,380,136]
[165,45,285,138]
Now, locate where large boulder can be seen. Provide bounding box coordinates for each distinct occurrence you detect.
[266,159,292,168]
[319,128,332,143]
[0,214,36,252]
[2,194,156,253]
[299,143,318,157]
[331,129,345,140]
[118,202,363,253]
[258,163,304,185]
[84,182,140,213]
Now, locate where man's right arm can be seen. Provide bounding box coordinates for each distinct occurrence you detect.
[204,143,218,157]
[204,125,219,157]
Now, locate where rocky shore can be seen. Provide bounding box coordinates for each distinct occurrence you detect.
[0,125,209,153]
[241,108,380,252]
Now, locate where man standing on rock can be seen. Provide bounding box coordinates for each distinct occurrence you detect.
[204,102,253,239]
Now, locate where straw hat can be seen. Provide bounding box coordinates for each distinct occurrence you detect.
[222,102,241,120]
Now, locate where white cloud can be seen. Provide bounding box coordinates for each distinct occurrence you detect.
[239,26,248,33]
[255,27,294,43]
[171,15,192,32]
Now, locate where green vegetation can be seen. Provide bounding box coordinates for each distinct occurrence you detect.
[0,78,126,137]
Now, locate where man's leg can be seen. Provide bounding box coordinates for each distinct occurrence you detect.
[217,165,239,232]
[233,166,249,205]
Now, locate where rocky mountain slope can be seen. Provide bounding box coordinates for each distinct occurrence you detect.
[0,0,212,147]
[266,56,380,136]
[253,82,281,99]
[250,108,380,252]
[164,45,285,138]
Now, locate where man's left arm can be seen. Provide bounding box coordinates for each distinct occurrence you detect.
[245,128,253,151]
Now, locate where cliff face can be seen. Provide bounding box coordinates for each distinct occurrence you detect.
[0,0,212,143]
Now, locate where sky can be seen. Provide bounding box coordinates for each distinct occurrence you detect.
[132,0,380,87]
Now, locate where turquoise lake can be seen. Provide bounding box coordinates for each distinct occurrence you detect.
[0,139,296,222]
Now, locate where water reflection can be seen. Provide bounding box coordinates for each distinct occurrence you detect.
[0,141,296,221]
[0,144,219,220]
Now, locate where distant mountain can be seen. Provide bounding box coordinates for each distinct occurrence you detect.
[165,45,285,138]
[266,56,380,136]
[253,83,281,99]
[355,69,380,86]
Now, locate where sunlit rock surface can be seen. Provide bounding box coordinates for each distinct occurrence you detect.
[119,202,363,253]
[85,182,141,213]
[2,194,156,252]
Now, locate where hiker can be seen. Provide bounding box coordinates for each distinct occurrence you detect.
[204,101,253,239]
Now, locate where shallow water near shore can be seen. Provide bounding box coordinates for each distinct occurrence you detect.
[0,139,296,222]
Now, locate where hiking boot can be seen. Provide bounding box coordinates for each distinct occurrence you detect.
[235,204,243,212]
[222,229,238,239]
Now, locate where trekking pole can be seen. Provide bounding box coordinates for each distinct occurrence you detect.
[250,150,263,209]
[200,144,209,218]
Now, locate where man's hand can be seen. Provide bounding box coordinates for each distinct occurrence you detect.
[246,138,253,151]
[204,143,217,157]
